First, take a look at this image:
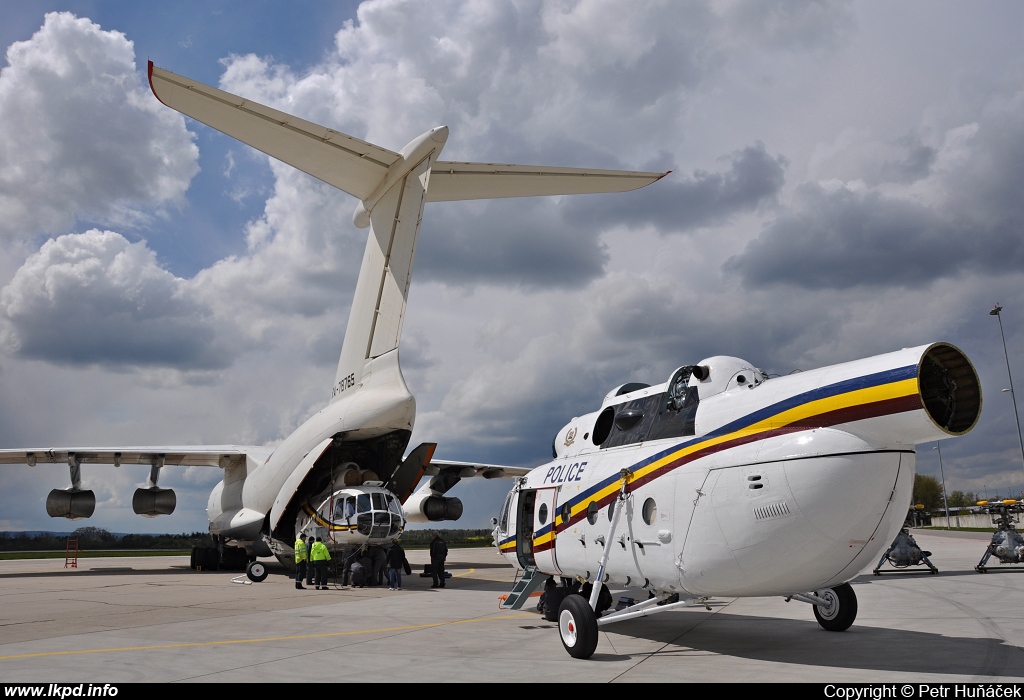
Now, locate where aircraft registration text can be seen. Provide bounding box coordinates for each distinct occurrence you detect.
[332,373,356,398]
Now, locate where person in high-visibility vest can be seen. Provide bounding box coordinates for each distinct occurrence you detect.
[294,533,308,590]
[311,536,332,590]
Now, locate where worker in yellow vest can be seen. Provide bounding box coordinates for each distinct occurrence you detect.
[311,536,332,590]
[294,533,308,590]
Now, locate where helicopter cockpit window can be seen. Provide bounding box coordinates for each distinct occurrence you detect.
[356,493,371,514]
[354,490,401,539]
[334,496,355,521]
[498,491,513,533]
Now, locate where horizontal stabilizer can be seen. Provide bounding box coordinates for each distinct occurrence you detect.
[149,63,668,208]
[148,62,398,201]
[427,161,669,202]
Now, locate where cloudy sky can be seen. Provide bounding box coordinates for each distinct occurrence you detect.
[1,0,1023,535]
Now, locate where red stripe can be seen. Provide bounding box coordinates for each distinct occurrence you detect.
[550,394,921,537]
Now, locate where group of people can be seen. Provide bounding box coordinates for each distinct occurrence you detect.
[293,533,333,590]
[292,531,449,590]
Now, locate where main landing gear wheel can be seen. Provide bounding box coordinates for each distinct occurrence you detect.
[246,561,268,583]
[812,583,857,632]
[558,594,599,659]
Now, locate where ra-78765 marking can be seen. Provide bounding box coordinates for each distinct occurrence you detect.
[332,373,356,398]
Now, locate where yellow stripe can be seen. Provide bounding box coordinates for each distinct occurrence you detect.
[538,377,917,544]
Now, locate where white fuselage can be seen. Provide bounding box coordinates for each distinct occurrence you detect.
[205,350,415,550]
[494,343,980,597]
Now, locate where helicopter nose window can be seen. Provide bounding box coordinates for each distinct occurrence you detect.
[351,490,406,538]
[357,493,371,514]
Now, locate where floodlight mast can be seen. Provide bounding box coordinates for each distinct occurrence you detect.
[990,303,1024,487]
[933,443,951,529]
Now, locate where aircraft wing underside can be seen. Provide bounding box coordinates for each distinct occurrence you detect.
[0,446,262,469]
[426,459,531,479]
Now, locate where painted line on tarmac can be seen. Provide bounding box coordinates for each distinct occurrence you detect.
[0,612,536,661]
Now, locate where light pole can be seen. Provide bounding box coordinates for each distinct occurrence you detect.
[990,303,1024,486]
[933,443,951,529]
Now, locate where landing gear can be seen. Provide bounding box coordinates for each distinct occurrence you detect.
[812,583,858,632]
[246,560,269,583]
[558,594,599,659]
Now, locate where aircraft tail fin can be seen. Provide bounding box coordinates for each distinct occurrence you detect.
[148,62,668,401]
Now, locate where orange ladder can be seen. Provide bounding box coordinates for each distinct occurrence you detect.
[64,538,79,568]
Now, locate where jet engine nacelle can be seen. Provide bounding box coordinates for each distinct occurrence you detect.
[46,489,96,520]
[403,490,464,523]
[132,487,177,517]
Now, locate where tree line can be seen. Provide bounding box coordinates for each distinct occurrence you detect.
[0,526,497,551]
[0,527,213,551]
[912,474,987,512]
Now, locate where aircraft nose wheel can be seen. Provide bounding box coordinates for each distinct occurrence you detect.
[246,560,269,583]
[812,583,857,631]
[558,594,599,659]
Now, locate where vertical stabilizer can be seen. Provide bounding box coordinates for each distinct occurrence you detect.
[148,62,667,407]
[332,127,448,401]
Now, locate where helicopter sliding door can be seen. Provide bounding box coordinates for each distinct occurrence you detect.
[530,487,561,575]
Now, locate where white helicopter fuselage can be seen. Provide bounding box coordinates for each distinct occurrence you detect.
[494,343,980,598]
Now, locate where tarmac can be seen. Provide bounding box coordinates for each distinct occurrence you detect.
[0,529,1022,683]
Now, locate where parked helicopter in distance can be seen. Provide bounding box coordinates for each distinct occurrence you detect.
[494,344,981,658]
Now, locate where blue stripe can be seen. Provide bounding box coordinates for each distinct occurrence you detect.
[542,364,919,527]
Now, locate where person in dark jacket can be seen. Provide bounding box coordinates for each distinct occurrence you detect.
[386,540,408,590]
[537,577,557,615]
[368,544,386,586]
[429,531,448,588]
[578,582,613,616]
[305,536,314,587]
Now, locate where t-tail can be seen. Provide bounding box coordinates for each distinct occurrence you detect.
[148,62,668,406]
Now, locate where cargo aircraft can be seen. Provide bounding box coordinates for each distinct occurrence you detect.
[0,63,666,581]
[0,64,983,662]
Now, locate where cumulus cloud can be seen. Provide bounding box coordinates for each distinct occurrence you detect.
[723,0,856,51]
[566,142,787,234]
[726,88,1024,290]
[205,0,792,300]
[0,230,227,368]
[0,12,197,237]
